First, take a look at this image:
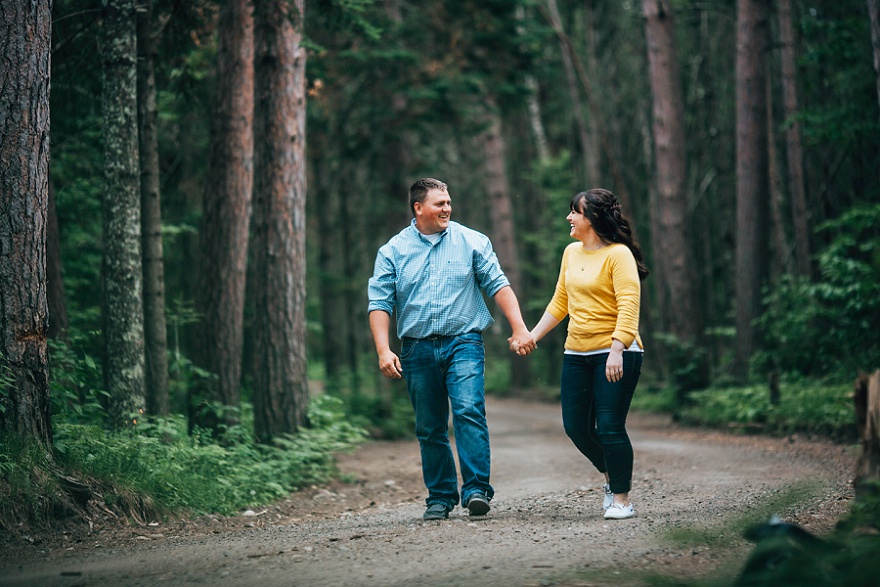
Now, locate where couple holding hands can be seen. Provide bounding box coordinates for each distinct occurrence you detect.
[368,178,648,522]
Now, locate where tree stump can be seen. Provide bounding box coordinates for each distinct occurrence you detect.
[854,369,880,496]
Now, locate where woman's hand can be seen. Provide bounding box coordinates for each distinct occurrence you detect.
[508,333,536,356]
[605,341,623,383]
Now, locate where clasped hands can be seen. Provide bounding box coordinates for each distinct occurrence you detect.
[507,332,537,357]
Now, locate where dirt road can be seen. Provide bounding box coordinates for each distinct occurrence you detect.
[0,397,857,587]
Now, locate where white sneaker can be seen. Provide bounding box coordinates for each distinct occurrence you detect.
[603,484,613,510]
[604,502,634,519]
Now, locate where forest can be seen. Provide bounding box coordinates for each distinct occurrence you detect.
[2,0,880,569]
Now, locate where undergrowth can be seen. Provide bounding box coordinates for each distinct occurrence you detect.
[52,394,366,517]
[630,378,857,440]
[0,395,366,534]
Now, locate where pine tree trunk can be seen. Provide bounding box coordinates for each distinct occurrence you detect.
[480,102,531,388]
[137,0,169,416]
[855,370,880,496]
[196,0,254,420]
[101,0,146,426]
[314,149,348,394]
[733,0,771,377]
[778,0,812,277]
[583,0,603,186]
[47,180,70,340]
[867,0,880,176]
[643,0,706,394]
[252,0,309,442]
[0,0,53,446]
[545,0,591,184]
[766,74,791,278]
[540,1,633,215]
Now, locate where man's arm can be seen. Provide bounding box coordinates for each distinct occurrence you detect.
[369,310,403,379]
[493,285,536,355]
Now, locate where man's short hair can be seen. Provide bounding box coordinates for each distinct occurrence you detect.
[409,178,448,215]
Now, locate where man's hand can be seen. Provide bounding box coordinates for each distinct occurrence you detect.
[508,328,536,356]
[378,349,403,379]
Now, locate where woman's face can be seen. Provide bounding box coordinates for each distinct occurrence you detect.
[566,202,592,241]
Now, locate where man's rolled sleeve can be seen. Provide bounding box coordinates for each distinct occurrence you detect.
[367,252,396,314]
[473,239,509,297]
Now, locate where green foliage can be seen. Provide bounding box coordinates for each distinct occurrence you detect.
[0,433,62,528]
[52,395,366,516]
[653,332,710,394]
[656,381,856,440]
[341,390,415,440]
[0,353,13,414]
[757,204,880,379]
[798,8,878,149]
[48,336,107,425]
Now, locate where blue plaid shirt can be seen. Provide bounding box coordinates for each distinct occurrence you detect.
[368,220,510,340]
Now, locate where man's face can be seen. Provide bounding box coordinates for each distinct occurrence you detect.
[414,188,452,235]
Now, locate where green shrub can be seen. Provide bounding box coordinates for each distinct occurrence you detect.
[52,395,367,516]
[671,381,855,440]
[757,204,880,379]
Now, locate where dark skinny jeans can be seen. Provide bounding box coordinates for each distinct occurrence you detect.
[559,351,642,495]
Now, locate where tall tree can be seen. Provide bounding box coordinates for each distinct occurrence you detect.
[869,0,880,147]
[0,0,53,446]
[733,0,771,377]
[47,180,69,339]
[480,99,531,388]
[195,0,254,421]
[539,0,633,215]
[778,0,811,277]
[582,0,603,186]
[101,0,146,425]
[642,0,705,389]
[251,0,309,441]
[137,0,169,416]
[544,0,591,184]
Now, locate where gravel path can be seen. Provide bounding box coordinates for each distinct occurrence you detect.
[0,397,858,587]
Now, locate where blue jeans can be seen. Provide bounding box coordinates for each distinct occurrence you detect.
[560,351,642,495]
[400,332,493,509]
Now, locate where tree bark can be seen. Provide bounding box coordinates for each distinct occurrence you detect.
[778,0,812,277]
[868,0,880,180]
[515,5,549,162]
[196,0,254,420]
[544,0,591,184]
[480,101,531,388]
[252,0,309,442]
[854,370,880,496]
[733,0,771,377]
[766,74,791,278]
[0,0,53,446]
[643,0,706,392]
[137,0,169,416]
[101,0,146,426]
[539,1,634,217]
[47,180,69,340]
[582,0,603,186]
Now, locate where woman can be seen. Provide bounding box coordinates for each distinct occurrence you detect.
[514,188,649,519]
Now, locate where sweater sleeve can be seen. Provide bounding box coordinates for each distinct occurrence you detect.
[545,245,571,321]
[609,246,641,347]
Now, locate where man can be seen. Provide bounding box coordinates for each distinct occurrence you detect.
[368,178,535,521]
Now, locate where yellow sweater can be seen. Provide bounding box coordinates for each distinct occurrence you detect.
[546,242,643,353]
